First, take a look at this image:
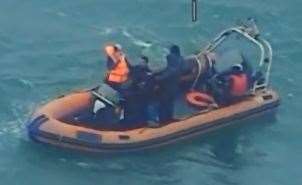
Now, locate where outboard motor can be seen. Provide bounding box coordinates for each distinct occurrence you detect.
[91,84,123,126]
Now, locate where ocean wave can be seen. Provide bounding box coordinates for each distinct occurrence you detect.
[19,79,34,89]
[0,98,37,138]
[0,120,23,138]
[56,11,67,17]
[96,27,114,36]
[121,29,152,48]
[76,162,91,168]
[0,77,35,91]
[287,93,294,98]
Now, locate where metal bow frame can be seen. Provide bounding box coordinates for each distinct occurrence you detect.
[196,23,273,93]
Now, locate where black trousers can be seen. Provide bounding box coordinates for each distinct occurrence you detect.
[158,97,175,123]
[158,85,177,123]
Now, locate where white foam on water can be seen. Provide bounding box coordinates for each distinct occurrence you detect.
[106,163,125,171]
[122,29,152,48]
[0,120,23,138]
[287,78,294,83]
[42,8,67,17]
[133,40,152,48]
[213,14,221,19]
[76,162,91,168]
[287,93,294,98]
[56,12,67,17]
[0,100,38,140]
[59,158,67,163]
[19,78,34,89]
[97,27,114,36]
[264,32,272,37]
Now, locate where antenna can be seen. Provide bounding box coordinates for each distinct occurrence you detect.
[192,0,198,22]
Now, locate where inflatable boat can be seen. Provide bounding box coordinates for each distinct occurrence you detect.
[26,22,280,152]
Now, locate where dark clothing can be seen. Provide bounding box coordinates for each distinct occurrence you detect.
[131,64,152,87]
[209,62,251,105]
[124,64,154,124]
[106,56,115,70]
[155,47,184,123]
[156,53,183,83]
[158,91,175,123]
[122,95,148,125]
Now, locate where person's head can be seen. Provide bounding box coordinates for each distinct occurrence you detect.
[231,63,244,74]
[140,55,149,65]
[169,45,181,56]
[104,43,122,58]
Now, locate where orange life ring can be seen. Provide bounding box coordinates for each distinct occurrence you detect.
[186,91,215,108]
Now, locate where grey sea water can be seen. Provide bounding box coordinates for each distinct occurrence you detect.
[0,0,301,185]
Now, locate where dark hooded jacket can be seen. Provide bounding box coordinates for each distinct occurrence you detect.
[156,45,184,85]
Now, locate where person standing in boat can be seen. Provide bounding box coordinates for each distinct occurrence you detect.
[122,56,154,125]
[154,45,184,123]
[103,43,132,94]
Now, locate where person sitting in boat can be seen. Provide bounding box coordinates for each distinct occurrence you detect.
[228,63,249,97]
[103,43,132,95]
[154,45,184,124]
[211,63,250,105]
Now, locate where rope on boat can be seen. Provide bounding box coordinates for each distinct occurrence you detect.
[191,55,203,90]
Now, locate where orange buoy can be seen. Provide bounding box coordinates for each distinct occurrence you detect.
[186,91,215,108]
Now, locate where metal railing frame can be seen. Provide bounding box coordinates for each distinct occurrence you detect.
[196,26,273,93]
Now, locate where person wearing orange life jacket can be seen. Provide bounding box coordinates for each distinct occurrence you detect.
[210,63,249,105]
[230,68,248,97]
[103,44,131,93]
[221,63,249,104]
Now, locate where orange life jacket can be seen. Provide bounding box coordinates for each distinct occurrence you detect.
[230,74,248,96]
[107,54,130,83]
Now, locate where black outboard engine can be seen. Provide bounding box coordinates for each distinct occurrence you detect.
[91,84,122,127]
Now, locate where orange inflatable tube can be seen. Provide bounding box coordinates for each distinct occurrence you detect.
[26,89,279,153]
